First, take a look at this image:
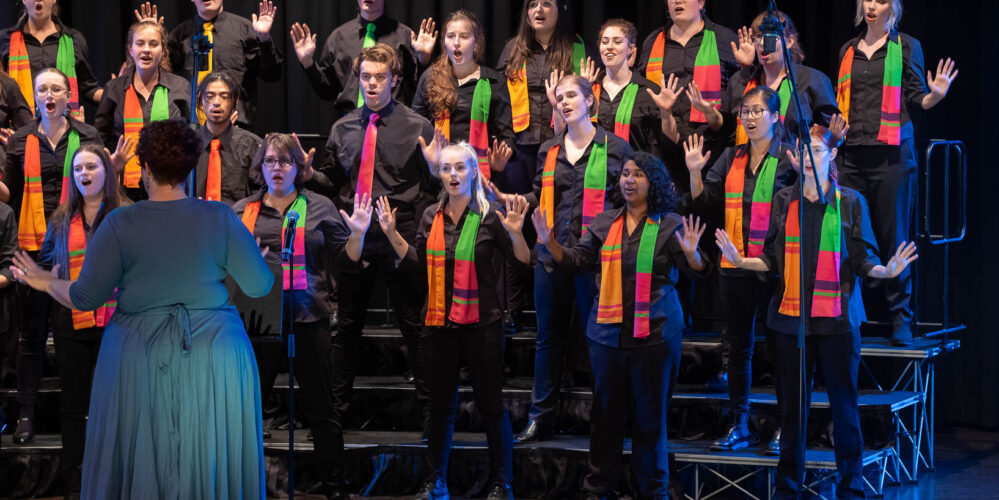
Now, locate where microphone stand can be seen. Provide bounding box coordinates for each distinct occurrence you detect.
[186,15,213,197]
[764,1,824,498]
[282,221,298,500]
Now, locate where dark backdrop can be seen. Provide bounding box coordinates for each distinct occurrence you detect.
[4,0,995,429]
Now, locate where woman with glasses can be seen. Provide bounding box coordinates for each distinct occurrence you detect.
[684,86,795,454]
[232,133,370,498]
[716,124,917,498]
[724,10,842,145]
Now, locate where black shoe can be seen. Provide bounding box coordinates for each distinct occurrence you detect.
[891,325,914,347]
[705,371,728,392]
[766,427,782,456]
[13,418,33,444]
[486,481,514,500]
[710,424,753,451]
[414,477,449,500]
[515,419,552,443]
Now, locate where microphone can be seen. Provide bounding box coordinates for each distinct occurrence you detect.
[759,4,781,55]
[282,211,300,262]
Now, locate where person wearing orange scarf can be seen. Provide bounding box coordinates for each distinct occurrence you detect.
[533,151,709,500]
[716,125,917,498]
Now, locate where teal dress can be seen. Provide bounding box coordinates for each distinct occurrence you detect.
[70,198,274,499]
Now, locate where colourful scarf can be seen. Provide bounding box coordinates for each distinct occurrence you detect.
[435,78,492,180]
[17,134,45,250]
[56,34,80,119]
[590,81,640,142]
[425,208,482,326]
[123,84,169,188]
[645,27,721,123]
[58,129,81,204]
[507,35,587,134]
[241,196,308,291]
[778,183,842,317]
[597,214,660,338]
[721,149,778,268]
[837,36,902,145]
[539,136,608,237]
[68,213,116,329]
[9,32,81,119]
[735,77,792,146]
[644,31,667,85]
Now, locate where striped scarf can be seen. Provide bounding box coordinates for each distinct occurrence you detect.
[241,195,308,291]
[122,84,169,188]
[590,81,640,143]
[68,213,116,329]
[721,149,778,268]
[435,78,493,180]
[778,183,842,318]
[538,135,608,237]
[17,129,80,250]
[837,35,902,146]
[645,27,722,123]
[425,207,481,326]
[8,31,80,119]
[596,214,660,338]
[735,77,791,146]
[507,35,586,133]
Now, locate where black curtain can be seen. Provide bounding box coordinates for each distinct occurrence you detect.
[3,0,995,429]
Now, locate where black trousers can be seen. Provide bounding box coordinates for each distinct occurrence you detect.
[775,332,865,499]
[584,334,682,499]
[720,275,781,419]
[53,329,102,476]
[254,319,341,485]
[16,283,51,414]
[424,321,513,485]
[837,141,916,332]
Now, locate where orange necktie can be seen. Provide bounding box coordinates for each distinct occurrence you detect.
[206,138,221,201]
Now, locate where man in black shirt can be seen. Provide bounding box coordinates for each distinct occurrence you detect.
[289,0,435,118]
[192,72,260,205]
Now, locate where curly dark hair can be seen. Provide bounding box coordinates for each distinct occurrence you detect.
[135,119,202,186]
[615,151,680,217]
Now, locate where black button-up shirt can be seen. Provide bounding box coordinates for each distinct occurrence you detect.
[193,124,262,205]
[168,11,284,128]
[304,15,420,119]
[2,118,100,217]
[411,65,516,155]
[759,184,882,336]
[402,199,527,329]
[690,140,796,278]
[594,72,664,154]
[0,201,15,286]
[0,74,36,167]
[94,67,191,151]
[724,63,840,143]
[526,126,632,268]
[496,36,599,146]
[837,31,929,147]
[559,208,711,347]
[232,188,353,323]
[0,18,102,103]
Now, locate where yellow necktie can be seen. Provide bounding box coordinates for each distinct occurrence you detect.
[196,22,214,124]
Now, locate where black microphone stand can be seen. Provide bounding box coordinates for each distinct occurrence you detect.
[282,216,299,500]
[186,15,213,197]
[764,1,824,498]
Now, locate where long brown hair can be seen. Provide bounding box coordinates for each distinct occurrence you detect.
[124,21,172,73]
[426,10,486,121]
[504,0,577,80]
[47,144,130,280]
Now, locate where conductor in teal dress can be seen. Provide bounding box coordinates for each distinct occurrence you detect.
[10,119,274,499]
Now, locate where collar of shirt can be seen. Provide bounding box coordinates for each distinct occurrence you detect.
[664,14,719,44]
[196,123,234,150]
[557,125,610,151]
[736,133,785,160]
[197,10,231,28]
[355,14,394,39]
[29,116,85,142]
[15,15,66,38]
[848,28,902,55]
[362,100,396,125]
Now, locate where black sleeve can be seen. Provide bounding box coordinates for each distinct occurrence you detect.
[902,36,930,108]
[690,146,734,213]
[806,68,840,128]
[846,192,882,278]
[168,28,186,80]
[94,82,119,149]
[304,35,342,101]
[636,30,660,76]
[0,204,15,283]
[559,221,602,273]
[759,191,787,275]
[410,71,431,121]
[37,224,56,270]
[491,77,518,152]
[70,32,101,103]
[245,25,284,83]
[3,134,24,211]
[321,204,355,269]
[525,143,548,208]
[401,207,434,271]
[5,77,32,128]
[306,126,343,199]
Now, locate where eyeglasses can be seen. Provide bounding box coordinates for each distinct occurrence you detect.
[262,157,296,170]
[738,107,769,120]
[36,86,67,97]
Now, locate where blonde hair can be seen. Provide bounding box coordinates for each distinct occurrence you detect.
[437,142,490,218]
[855,0,903,32]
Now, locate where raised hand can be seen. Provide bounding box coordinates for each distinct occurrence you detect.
[290,23,318,66]
[134,2,164,25]
[544,69,566,108]
[419,126,449,173]
[730,26,756,67]
[10,250,57,293]
[685,80,715,114]
[677,215,707,256]
[579,56,600,83]
[487,139,513,173]
[291,133,316,181]
[784,145,801,171]
[647,73,683,113]
[927,57,958,100]
[884,241,919,278]
[483,179,512,205]
[497,195,529,234]
[374,196,397,235]
[255,237,270,258]
[683,134,711,172]
[0,128,15,147]
[714,228,742,266]
[108,134,136,174]
[531,208,553,245]
[252,1,277,41]
[411,18,438,64]
[829,113,850,144]
[341,193,374,236]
